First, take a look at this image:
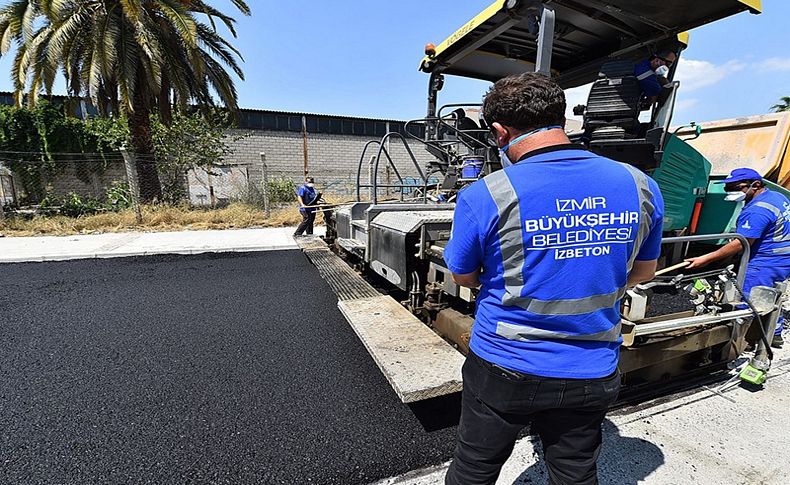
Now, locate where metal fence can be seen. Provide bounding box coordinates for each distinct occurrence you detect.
[0,151,262,221]
[0,148,434,222]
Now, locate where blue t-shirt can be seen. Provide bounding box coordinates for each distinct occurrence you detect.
[735,188,790,267]
[443,146,664,379]
[634,59,662,98]
[297,184,318,213]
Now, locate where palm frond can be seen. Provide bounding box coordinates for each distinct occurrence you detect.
[154,0,198,47]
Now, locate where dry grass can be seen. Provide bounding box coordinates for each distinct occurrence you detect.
[0,202,338,237]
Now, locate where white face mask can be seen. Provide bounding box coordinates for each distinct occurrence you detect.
[306,183,314,188]
[498,125,563,167]
[724,182,756,202]
[655,65,670,77]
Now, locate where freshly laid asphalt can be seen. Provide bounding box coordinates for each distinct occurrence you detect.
[0,251,459,484]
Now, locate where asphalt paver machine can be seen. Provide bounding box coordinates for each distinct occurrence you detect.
[315,0,784,403]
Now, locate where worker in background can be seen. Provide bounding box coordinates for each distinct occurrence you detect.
[443,73,664,485]
[634,50,676,104]
[293,176,318,237]
[686,168,789,348]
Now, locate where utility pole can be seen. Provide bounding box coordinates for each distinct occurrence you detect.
[301,115,309,177]
[259,152,270,217]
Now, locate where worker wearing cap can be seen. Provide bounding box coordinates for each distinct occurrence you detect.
[294,177,319,237]
[443,73,664,485]
[687,167,790,348]
[634,50,676,102]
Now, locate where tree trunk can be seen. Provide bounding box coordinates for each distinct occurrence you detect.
[129,71,162,203]
[158,73,172,126]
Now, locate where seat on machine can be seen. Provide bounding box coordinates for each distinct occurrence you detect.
[580,60,665,170]
[582,60,642,141]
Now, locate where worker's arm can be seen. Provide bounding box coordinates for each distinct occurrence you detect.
[689,202,773,269]
[297,195,305,208]
[451,269,481,288]
[686,238,753,269]
[627,259,657,286]
[444,195,484,289]
[636,63,662,108]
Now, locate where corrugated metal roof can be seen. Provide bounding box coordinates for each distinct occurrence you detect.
[0,91,409,124]
[236,105,408,124]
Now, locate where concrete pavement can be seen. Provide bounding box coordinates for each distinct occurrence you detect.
[375,352,790,485]
[0,226,324,263]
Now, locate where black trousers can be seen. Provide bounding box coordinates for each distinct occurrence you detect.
[445,351,620,485]
[294,211,316,236]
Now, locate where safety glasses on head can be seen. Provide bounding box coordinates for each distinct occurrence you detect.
[724,182,751,192]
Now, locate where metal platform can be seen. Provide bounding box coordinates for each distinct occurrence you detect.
[296,235,464,403]
[297,236,379,300]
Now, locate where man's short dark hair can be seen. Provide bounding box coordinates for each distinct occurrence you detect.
[482,73,566,132]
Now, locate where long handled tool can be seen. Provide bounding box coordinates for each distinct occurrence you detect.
[302,203,343,209]
[654,260,691,277]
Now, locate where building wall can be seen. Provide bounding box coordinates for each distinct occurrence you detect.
[225,129,434,196]
[6,161,128,203]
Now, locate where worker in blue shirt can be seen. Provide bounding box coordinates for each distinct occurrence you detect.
[443,73,664,485]
[687,168,789,348]
[293,176,319,237]
[634,50,676,102]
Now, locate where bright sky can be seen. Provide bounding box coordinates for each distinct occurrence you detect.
[0,1,787,126]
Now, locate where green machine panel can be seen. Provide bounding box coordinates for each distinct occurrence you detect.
[695,177,739,237]
[652,135,712,232]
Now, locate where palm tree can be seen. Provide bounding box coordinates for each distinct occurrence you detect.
[0,0,250,201]
[771,97,790,113]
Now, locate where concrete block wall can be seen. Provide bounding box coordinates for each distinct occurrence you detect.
[11,161,128,202]
[225,129,434,196]
[6,128,437,204]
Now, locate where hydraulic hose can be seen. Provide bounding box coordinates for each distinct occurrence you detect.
[729,276,774,361]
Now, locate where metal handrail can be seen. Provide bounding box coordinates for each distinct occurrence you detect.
[355,140,381,202]
[354,112,491,204]
[355,138,408,202]
[662,233,750,287]
[404,117,491,152]
[372,132,429,204]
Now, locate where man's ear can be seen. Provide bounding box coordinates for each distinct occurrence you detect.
[491,122,510,147]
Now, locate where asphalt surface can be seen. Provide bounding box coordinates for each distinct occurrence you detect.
[0,251,459,484]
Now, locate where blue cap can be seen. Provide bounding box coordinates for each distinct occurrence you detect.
[716,167,762,184]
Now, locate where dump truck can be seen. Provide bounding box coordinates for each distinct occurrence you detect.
[302,0,787,403]
[674,113,790,238]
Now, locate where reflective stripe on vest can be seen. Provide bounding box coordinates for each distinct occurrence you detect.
[621,164,656,272]
[753,201,790,246]
[484,163,655,342]
[497,320,623,343]
[483,170,527,308]
[636,70,654,81]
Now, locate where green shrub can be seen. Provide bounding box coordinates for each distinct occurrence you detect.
[267,177,297,204]
[35,182,132,217]
[59,192,105,217]
[234,177,297,208]
[105,182,133,210]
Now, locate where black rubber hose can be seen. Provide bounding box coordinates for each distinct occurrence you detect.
[730,276,774,361]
